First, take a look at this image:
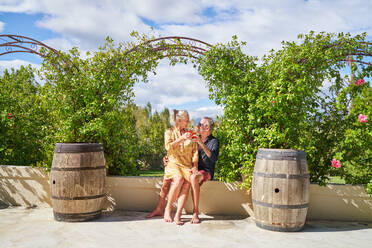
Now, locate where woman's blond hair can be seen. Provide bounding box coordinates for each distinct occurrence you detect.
[170,109,189,126]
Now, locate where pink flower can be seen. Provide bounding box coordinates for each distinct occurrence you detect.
[8,113,13,119]
[355,79,365,86]
[271,100,275,104]
[358,114,367,123]
[331,159,342,168]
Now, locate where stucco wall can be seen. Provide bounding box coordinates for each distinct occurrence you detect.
[1,165,371,221]
[105,176,252,216]
[307,184,372,221]
[0,165,51,207]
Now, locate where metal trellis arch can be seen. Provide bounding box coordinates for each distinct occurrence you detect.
[0,34,59,58]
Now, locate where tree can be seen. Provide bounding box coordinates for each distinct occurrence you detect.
[133,103,170,170]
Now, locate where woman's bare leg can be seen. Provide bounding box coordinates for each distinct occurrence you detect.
[163,176,184,222]
[174,181,191,225]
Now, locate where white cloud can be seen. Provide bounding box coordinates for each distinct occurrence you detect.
[133,60,224,120]
[158,0,372,57]
[125,0,205,24]
[189,105,224,120]
[0,60,42,84]
[34,6,147,50]
[0,59,39,71]
[0,0,149,50]
[134,61,209,111]
[40,37,75,51]
[1,1,371,54]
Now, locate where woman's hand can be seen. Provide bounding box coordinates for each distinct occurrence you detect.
[170,131,192,149]
[163,156,169,167]
[181,132,193,141]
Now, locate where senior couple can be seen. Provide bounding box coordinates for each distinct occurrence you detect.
[147,110,219,225]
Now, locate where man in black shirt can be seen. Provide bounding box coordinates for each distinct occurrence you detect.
[189,117,219,224]
[146,117,219,223]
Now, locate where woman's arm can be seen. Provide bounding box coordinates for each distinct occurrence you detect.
[169,133,190,149]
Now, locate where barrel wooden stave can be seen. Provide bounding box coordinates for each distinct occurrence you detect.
[50,143,106,222]
[51,151,105,168]
[252,149,309,232]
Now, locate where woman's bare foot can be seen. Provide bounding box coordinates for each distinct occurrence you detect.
[163,207,173,222]
[146,208,163,218]
[174,213,184,225]
[190,212,200,224]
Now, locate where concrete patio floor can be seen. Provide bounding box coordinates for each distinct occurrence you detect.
[1,206,371,248]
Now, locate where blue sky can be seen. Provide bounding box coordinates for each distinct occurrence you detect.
[0,0,371,120]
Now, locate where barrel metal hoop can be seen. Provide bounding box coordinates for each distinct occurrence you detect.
[252,199,308,209]
[51,165,106,171]
[256,149,306,161]
[255,222,304,232]
[255,156,306,161]
[51,194,105,200]
[253,172,309,179]
[54,143,103,153]
[53,210,101,222]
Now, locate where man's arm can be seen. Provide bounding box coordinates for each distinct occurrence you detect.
[198,139,219,163]
[198,141,211,158]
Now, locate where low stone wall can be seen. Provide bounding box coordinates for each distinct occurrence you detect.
[105,176,252,216]
[308,184,372,221]
[0,165,51,207]
[1,165,371,221]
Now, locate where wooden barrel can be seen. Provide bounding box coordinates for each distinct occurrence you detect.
[50,143,106,222]
[252,148,309,232]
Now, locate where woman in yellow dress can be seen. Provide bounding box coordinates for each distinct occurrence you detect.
[163,110,198,225]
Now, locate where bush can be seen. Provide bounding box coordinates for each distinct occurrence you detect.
[197,32,371,194]
[0,66,48,166]
[37,37,160,175]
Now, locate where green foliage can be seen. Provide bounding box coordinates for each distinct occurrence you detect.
[139,170,164,177]
[328,176,346,184]
[1,33,197,175]
[37,36,162,175]
[331,76,371,192]
[197,32,371,193]
[1,31,370,194]
[133,103,170,170]
[0,66,48,165]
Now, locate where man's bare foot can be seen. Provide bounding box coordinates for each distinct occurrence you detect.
[146,208,163,218]
[163,208,173,222]
[190,212,200,224]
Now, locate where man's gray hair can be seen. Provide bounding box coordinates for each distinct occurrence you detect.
[202,117,214,132]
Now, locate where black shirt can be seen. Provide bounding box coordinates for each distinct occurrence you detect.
[198,134,219,180]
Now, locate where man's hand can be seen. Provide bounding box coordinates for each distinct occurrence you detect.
[190,166,198,175]
[163,156,169,167]
[191,134,201,144]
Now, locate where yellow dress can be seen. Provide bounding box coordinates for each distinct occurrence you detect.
[164,127,198,182]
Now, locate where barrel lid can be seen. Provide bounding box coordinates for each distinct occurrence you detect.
[54,143,103,153]
[256,148,306,160]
